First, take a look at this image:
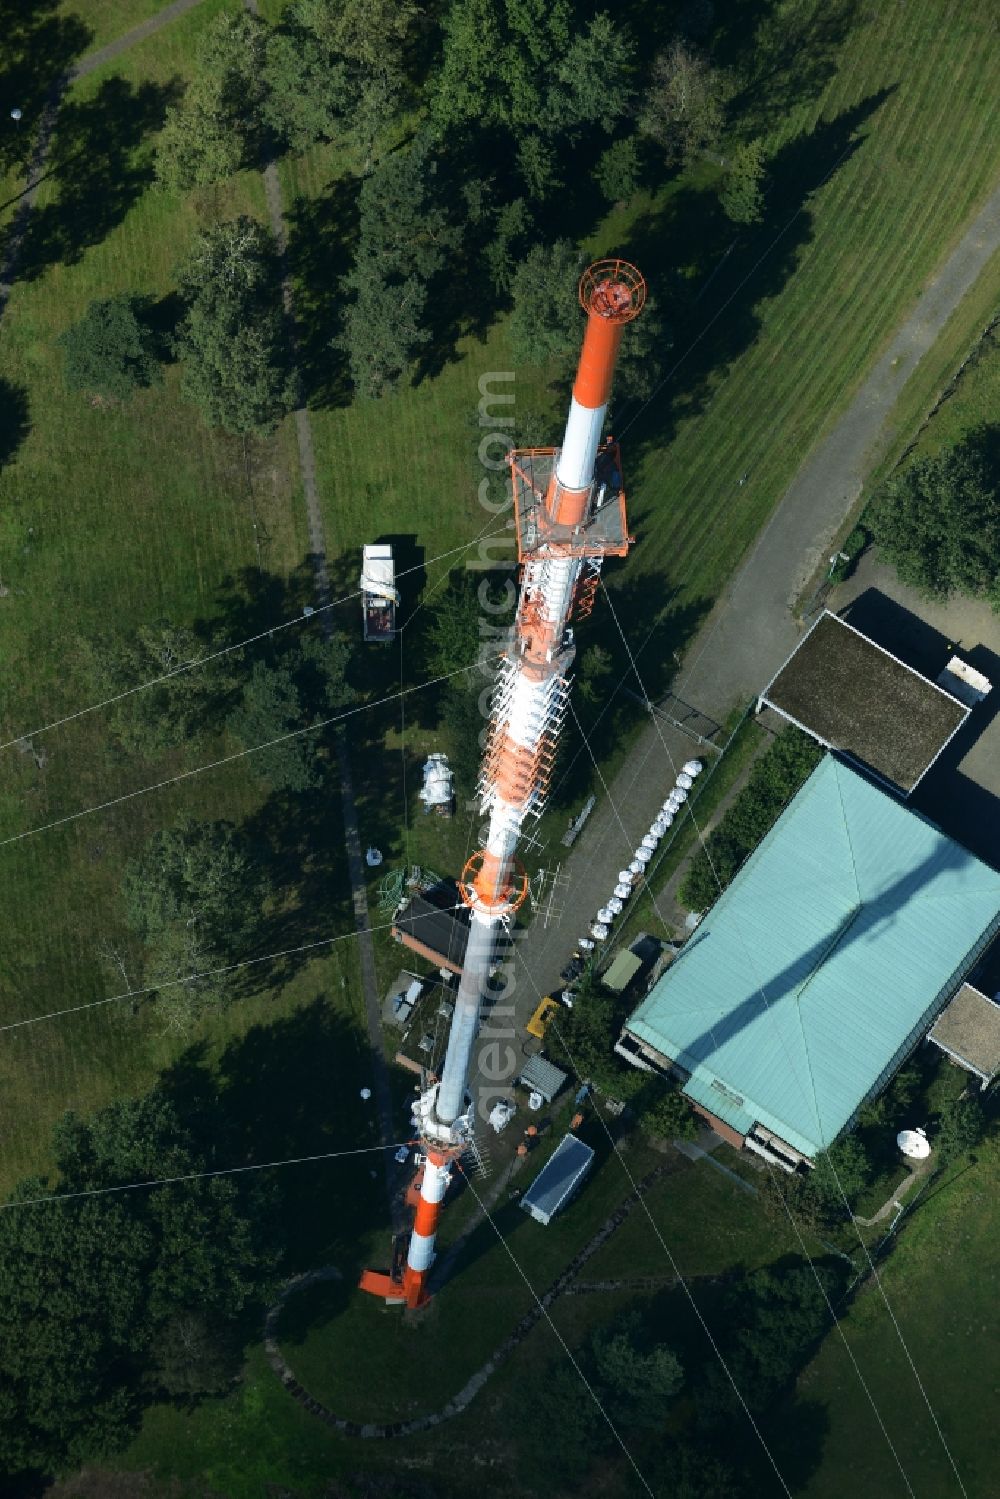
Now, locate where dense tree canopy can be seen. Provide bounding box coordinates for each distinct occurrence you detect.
[123,816,269,1025]
[335,136,461,397]
[155,12,267,190]
[680,728,822,911]
[0,1091,277,1478]
[59,294,162,402]
[175,217,297,435]
[227,632,354,791]
[590,1310,684,1427]
[638,1082,698,1143]
[935,1093,985,1163]
[264,0,418,160]
[81,618,229,754]
[868,428,1000,599]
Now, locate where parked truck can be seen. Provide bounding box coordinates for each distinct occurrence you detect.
[361,543,398,643]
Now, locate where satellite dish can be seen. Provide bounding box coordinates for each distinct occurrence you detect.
[896,1127,931,1160]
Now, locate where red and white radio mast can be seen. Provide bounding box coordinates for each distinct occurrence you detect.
[361,260,646,1309]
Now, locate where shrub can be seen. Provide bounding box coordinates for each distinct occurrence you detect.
[59,295,162,402]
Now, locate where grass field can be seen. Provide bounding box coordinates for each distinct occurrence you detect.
[0,2,349,1192]
[111,1144,816,1497]
[793,1130,1000,1499]
[0,0,998,1492]
[57,0,180,53]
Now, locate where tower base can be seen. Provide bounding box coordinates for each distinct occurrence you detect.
[358,1264,432,1309]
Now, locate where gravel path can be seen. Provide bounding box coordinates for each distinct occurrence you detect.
[71,0,208,81]
[244,0,397,1219]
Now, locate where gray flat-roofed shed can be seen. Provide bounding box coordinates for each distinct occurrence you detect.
[521,1134,595,1225]
[517,1053,568,1103]
[758,611,968,795]
[928,983,1000,1088]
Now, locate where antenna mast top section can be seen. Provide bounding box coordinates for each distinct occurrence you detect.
[578,259,646,323]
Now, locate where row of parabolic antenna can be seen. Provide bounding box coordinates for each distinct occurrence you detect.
[581,760,704,947]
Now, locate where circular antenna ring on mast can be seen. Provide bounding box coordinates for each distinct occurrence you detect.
[458,851,529,915]
[579,259,646,324]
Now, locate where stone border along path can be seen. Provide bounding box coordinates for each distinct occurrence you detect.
[244,0,397,1220]
[263,1152,682,1437]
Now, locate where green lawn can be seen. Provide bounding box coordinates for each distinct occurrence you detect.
[59,0,188,54]
[615,2,1000,615]
[795,1133,1000,1499]
[0,4,328,1192]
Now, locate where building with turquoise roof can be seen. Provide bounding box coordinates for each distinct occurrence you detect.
[618,755,1000,1167]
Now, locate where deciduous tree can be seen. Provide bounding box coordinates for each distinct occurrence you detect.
[123,816,269,1021]
[508,239,582,369]
[720,137,767,224]
[59,294,162,402]
[264,0,417,160]
[868,427,1000,599]
[935,1093,985,1163]
[638,1084,698,1143]
[335,137,460,397]
[81,619,229,754]
[155,12,267,190]
[0,1090,278,1477]
[227,632,354,791]
[808,1132,872,1209]
[175,217,297,436]
[640,39,727,166]
[591,1310,684,1426]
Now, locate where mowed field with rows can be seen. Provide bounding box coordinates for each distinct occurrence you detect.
[0,0,996,1283]
[0,0,362,1193]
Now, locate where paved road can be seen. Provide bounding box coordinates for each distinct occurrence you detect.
[497,170,1000,1053]
[680,179,1000,724]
